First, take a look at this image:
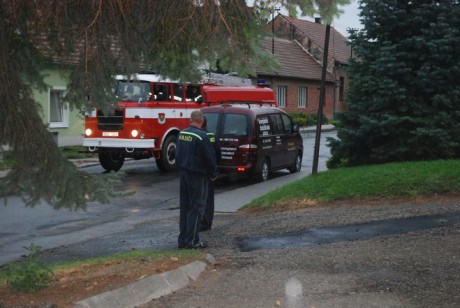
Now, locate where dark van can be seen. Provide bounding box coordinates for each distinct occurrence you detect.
[201,104,303,181]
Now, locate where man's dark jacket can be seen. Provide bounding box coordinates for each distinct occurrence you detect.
[176,125,218,177]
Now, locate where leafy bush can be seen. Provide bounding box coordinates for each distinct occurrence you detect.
[0,149,15,170]
[289,113,329,127]
[290,113,308,126]
[4,244,54,292]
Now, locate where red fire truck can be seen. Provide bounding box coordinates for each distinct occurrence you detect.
[82,74,276,172]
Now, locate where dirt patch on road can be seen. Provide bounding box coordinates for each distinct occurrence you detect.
[0,255,202,307]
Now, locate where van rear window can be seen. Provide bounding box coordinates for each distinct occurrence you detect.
[222,114,250,137]
[204,113,219,134]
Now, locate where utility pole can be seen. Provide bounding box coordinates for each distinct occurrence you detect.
[271,7,280,54]
[312,23,331,175]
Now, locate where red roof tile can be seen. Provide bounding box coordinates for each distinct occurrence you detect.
[282,15,351,64]
[257,37,334,81]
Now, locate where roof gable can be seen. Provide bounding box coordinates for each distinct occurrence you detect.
[281,15,351,64]
[257,37,334,82]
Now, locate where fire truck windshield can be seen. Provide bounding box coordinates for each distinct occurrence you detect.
[116,81,151,101]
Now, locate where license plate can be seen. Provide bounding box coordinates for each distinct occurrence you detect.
[102,132,119,137]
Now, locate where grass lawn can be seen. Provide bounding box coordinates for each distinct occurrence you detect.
[244,159,460,211]
[0,146,89,170]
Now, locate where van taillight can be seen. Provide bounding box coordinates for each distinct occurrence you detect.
[239,144,257,151]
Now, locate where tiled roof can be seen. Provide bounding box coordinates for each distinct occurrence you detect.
[282,15,351,64]
[257,37,334,81]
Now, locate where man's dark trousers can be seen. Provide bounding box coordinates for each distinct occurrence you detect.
[178,171,208,247]
[201,180,214,230]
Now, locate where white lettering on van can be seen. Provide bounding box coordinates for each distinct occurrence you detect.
[220,146,236,159]
[259,124,270,131]
[258,117,271,136]
[258,118,269,124]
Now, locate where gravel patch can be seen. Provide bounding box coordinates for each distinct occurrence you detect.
[144,195,460,308]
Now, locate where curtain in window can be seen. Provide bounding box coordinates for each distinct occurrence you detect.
[50,91,63,123]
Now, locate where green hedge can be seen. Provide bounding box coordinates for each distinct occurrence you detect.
[289,112,329,127]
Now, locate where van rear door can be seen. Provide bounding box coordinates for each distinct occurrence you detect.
[219,113,255,169]
[267,114,286,168]
[280,113,299,165]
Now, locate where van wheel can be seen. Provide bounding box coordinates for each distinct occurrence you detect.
[289,153,302,173]
[257,159,270,182]
[98,149,125,172]
[159,135,177,171]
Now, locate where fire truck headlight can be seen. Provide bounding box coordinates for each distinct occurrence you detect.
[131,130,139,138]
[140,133,145,139]
[85,128,92,137]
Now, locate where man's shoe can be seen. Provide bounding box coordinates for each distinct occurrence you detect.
[186,242,209,249]
[178,244,186,249]
[200,225,211,231]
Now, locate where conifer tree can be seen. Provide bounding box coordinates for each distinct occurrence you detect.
[0,0,349,209]
[328,0,460,168]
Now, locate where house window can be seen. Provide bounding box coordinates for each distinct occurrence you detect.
[49,88,69,128]
[339,77,345,102]
[298,87,307,108]
[277,85,287,107]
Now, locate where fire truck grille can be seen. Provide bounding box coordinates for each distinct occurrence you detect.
[97,109,124,131]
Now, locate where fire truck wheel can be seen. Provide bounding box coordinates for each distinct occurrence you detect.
[98,149,125,172]
[159,135,177,171]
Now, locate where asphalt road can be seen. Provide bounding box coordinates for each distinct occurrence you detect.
[0,130,335,266]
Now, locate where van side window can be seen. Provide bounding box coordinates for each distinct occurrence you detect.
[257,116,272,136]
[222,114,249,136]
[281,114,293,133]
[270,114,284,134]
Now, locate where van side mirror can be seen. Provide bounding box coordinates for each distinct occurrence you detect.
[292,124,299,133]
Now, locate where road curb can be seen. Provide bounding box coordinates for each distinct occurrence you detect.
[74,255,215,308]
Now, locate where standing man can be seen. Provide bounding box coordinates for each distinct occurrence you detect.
[176,110,218,249]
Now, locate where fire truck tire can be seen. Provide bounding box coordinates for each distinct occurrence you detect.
[158,135,177,171]
[98,149,125,172]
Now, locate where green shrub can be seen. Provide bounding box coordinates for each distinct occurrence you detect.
[289,112,329,127]
[0,150,15,170]
[4,243,54,292]
[290,113,308,126]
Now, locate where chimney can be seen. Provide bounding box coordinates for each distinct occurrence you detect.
[315,17,321,24]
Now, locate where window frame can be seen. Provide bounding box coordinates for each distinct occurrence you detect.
[49,87,69,128]
[298,86,308,108]
[277,85,287,108]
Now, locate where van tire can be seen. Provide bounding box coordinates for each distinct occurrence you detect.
[257,159,270,182]
[159,135,177,171]
[98,149,125,172]
[289,152,302,173]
